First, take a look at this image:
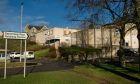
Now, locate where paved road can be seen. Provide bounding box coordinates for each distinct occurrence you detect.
[0,58,75,77]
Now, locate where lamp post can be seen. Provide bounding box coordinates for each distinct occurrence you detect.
[20,2,24,62]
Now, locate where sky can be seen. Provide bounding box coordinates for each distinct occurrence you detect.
[0,0,80,32]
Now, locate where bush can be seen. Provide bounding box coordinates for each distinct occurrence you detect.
[59,46,102,62]
[27,40,36,45]
[48,46,57,58]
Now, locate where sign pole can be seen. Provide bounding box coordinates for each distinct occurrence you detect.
[20,40,22,62]
[4,39,7,79]
[3,32,28,78]
[24,39,27,78]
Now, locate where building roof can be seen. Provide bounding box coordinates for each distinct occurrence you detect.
[27,25,48,30]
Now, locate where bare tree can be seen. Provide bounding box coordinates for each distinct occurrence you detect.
[132,0,140,72]
[63,0,135,66]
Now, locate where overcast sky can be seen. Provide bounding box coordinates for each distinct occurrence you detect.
[0,0,79,32]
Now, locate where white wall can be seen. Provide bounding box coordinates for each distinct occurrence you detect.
[35,27,79,45]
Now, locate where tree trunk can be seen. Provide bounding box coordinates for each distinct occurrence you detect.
[71,55,75,62]
[119,24,126,67]
[85,53,88,62]
[136,23,140,72]
[133,0,140,72]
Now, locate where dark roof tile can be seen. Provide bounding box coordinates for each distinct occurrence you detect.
[28,25,47,30]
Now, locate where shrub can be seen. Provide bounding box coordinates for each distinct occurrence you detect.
[27,40,36,45]
[58,46,102,62]
[48,46,57,58]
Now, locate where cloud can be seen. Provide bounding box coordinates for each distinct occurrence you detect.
[0,0,13,31]
[0,0,9,24]
[36,16,45,19]
[0,0,8,9]
[0,0,17,24]
[0,0,20,31]
[24,16,45,20]
[31,20,49,26]
[25,16,33,20]
[0,0,46,31]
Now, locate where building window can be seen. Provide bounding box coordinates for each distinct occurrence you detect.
[64,30,67,35]
[69,31,71,34]
[50,30,53,35]
[134,42,135,44]
[125,42,129,47]
[47,31,50,35]
[65,39,69,41]
[32,29,35,32]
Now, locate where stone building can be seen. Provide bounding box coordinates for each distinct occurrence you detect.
[25,24,48,41]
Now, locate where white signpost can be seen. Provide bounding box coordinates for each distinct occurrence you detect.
[3,32,28,79]
[4,32,28,39]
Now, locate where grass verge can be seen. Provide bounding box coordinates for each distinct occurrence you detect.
[34,49,49,59]
[0,70,96,84]
[0,62,39,69]
[0,62,23,68]
[125,63,139,71]
[74,64,136,84]
[0,64,136,84]
[97,63,140,79]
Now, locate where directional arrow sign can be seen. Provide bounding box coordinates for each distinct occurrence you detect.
[3,32,28,39]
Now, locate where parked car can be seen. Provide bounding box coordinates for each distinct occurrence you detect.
[9,52,21,59]
[0,53,10,62]
[117,48,137,56]
[21,51,35,59]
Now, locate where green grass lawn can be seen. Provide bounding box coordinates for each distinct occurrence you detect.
[0,64,135,84]
[34,49,49,59]
[0,70,96,84]
[125,63,139,71]
[98,63,140,79]
[74,64,136,84]
[27,45,47,51]
[0,62,23,68]
[0,62,39,69]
